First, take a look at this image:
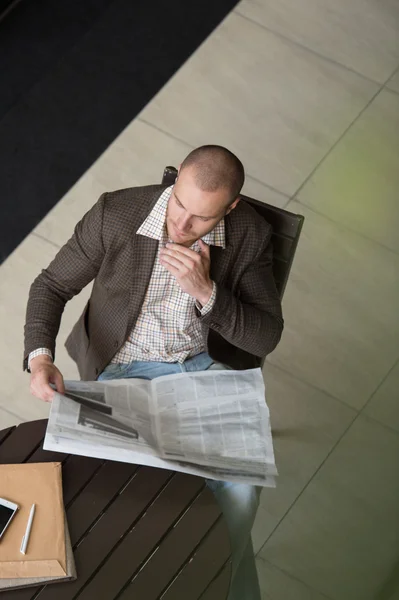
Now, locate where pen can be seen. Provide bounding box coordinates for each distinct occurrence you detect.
[20,504,35,555]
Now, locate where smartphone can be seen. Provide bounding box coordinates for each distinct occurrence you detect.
[0,497,19,540]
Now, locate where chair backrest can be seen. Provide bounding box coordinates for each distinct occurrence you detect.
[162,166,304,299]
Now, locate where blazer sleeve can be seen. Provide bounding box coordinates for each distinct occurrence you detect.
[200,229,283,358]
[23,193,107,369]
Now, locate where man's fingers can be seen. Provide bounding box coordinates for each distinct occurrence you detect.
[160,257,181,277]
[30,379,54,402]
[30,365,64,402]
[198,239,210,256]
[160,252,192,271]
[52,371,65,394]
[164,243,200,260]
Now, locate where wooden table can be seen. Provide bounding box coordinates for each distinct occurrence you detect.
[0,420,231,599]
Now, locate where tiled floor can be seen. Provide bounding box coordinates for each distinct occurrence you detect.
[1,1,398,598]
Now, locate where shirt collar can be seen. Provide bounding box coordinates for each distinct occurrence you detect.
[136,186,226,248]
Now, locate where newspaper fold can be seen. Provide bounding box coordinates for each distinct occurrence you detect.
[44,368,277,486]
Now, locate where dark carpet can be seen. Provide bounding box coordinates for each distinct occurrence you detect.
[0,0,239,262]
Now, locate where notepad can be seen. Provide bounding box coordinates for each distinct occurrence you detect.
[0,513,76,591]
[0,462,75,588]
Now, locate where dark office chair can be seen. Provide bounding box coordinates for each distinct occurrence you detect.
[162,166,304,299]
[162,166,304,367]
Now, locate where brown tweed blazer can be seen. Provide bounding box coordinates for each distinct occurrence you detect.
[24,185,283,380]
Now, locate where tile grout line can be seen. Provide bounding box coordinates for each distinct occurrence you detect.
[138,117,290,199]
[256,555,335,600]
[286,198,399,257]
[32,231,62,250]
[0,405,25,423]
[291,88,386,201]
[242,174,290,199]
[266,360,359,413]
[234,10,383,87]
[138,117,194,151]
[385,85,399,97]
[279,59,399,254]
[289,59,397,202]
[267,360,399,436]
[359,357,399,414]
[360,411,399,439]
[256,407,360,557]
[385,64,399,91]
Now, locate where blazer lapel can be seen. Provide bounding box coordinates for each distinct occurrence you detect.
[210,244,232,285]
[126,189,164,333]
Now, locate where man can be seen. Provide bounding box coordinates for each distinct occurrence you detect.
[24,145,283,599]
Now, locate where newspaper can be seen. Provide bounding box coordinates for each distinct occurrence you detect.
[44,368,278,487]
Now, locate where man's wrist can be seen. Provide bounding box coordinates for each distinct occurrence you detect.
[195,283,213,307]
[28,348,53,372]
[30,354,53,372]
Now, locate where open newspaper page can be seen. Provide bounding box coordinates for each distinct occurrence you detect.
[44,369,277,486]
[151,369,277,481]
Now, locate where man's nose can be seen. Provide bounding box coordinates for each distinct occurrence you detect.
[177,214,192,231]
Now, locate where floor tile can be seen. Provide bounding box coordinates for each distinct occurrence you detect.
[0,408,24,430]
[259,415,399,600]
[0,233,89,421]
[140,12,377,196]
[297,90,399,252]
[363,360,399,434]
[242,177,289,208]
[256,557,332,600]
[237,0,399,83]
[252,364,355,554]
[387,69,399,93]
[268,201,399,410]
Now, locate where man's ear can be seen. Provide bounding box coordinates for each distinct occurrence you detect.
[225,197,240,215]
[175,163,181,183]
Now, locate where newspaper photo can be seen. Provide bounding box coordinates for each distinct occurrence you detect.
[44,368,278,486]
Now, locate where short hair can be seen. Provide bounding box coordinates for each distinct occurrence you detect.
[180,145,245,201]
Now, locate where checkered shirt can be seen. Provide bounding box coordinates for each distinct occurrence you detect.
[111,186,225,364]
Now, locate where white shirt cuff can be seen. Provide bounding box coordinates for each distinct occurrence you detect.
[28,348,53,370]
[196,282,217,316]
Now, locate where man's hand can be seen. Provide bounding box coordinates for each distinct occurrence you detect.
[159,240,213,305]
[29,355,65,402]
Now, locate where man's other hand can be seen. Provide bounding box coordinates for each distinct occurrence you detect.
[159,240,213,305]
[29,355,65,402]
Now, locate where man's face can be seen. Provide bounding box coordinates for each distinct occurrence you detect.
[165,166,239,247]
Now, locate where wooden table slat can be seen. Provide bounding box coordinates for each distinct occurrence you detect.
[0,420,46,464]
[118,486,222,600]
[62,455,104,507]
[34,467,172,600]
[27,446,68,464]
[77,473,205,600]
[66,460,138,546]
[0,425,15,446]
[198,563,232,600]
[161,519,231,600]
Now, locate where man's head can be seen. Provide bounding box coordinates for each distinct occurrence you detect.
[166,145,244,247]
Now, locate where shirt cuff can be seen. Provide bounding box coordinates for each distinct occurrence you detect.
[28,348,53,370]
[196,282,217,316]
